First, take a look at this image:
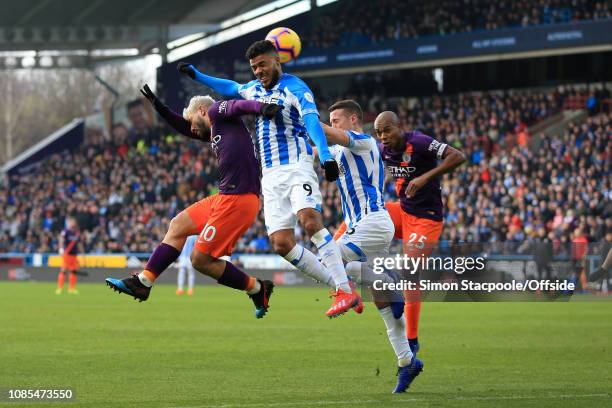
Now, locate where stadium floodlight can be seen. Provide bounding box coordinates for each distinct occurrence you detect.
[167,0,311,63]
[38,55,54,67]
[167,33,206,50]
[220,0,299,29]
[0,50,36,57]
[5,56,18,67]
[90,49,139,57]
[21,56,36,68]
[316,0,338,6]
[56,56,71,67]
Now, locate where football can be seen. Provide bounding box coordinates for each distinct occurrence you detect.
[265,27,302,63]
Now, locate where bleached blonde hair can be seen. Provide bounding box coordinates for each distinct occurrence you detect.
[183,95,215,120]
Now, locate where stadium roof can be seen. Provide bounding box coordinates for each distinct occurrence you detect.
[0,0,279,68]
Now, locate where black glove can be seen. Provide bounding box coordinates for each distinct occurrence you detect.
[177,62,196,79]
[260,103,282,119]
[322,159,339,182]
[139,84,165,110]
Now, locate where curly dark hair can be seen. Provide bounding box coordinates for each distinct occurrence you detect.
[245,40,278,60]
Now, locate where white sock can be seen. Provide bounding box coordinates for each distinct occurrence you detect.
[345,261,362,284]
[379,306,413,366]
[311,229,351,293]
[138,272,153,288]
[284,244,334,288]
[346,261,396,286]
[247,279,261,295]
[188,267,195,290]
[177,267,185,290]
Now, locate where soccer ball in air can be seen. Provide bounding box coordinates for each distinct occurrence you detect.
[265,27,301,64]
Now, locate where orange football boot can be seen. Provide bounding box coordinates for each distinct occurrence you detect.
[326,286,362,318]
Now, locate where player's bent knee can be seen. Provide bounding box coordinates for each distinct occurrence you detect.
[269,233,294,256]
[299,212,323,236]
[272,240,293,256]
[190,251,215,274]
[191,251,227,279]
[167,211,195,238]
[167,216,184,238]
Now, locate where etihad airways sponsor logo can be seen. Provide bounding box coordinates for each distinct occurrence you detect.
[387,165,416,176]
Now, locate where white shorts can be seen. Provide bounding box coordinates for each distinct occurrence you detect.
[177,256,192,268]
[337,210,394,266]
[261,157,323,235]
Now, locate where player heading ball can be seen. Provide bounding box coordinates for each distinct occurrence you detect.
[178,40,361,318]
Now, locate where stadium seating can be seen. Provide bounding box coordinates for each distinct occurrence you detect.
[1,83,609,255]
[304,0,611,49]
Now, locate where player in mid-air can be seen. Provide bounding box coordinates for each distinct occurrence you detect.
[106,85,279,318]
[375,111,466,353]
[56,217,82,295]
[318,100,424,393]
[178,40,361,317]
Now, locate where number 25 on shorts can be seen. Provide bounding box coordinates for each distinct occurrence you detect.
[406,233,427,251]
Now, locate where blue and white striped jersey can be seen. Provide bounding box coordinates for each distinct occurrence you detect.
[238,73,318,169]
[330,131,386,228]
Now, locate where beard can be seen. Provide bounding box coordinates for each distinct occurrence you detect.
[270,68,280,87]
[195,116,211,140]
[261,68,281,89]
[199,125,211,141]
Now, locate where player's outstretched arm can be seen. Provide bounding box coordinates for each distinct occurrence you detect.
[303,113,339,181]
[140,84,207,141]
[405,145,466,198]
[219,100,282,119]
[320,122,350,146]
[177,62,241,99]
[320,122,372,152]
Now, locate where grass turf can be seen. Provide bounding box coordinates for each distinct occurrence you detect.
[0,281,610,408]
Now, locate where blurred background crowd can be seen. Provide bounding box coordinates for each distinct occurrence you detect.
[305,0,611,48]
[1,81,610,255]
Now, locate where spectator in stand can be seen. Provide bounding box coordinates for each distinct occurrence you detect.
[0,85,609,256]
[126,99,161,146]
[304,0,611,49]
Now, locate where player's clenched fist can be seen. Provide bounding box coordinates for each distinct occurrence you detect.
[322,159,340,182]
[177,62,196,79]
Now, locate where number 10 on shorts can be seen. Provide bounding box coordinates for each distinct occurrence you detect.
[199,224,217,243]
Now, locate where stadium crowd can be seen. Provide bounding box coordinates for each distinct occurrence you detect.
[305,0,612,48]
[0,85,610,255]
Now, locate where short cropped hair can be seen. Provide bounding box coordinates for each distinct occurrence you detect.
[329,99,363,123]
[182,95,215,120]
[245,40,278,60]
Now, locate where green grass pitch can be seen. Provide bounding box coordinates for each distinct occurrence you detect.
[1,281,610,408]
